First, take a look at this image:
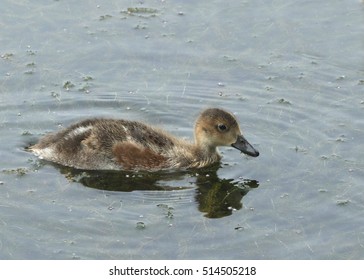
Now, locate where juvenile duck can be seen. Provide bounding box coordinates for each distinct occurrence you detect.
[30,108,259,171]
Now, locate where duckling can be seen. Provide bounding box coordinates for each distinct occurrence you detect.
[29,108,259,171]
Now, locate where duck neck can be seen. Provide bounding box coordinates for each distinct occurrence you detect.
[193,126,220,165]
[194,138,219,159]
[188,144,220,169]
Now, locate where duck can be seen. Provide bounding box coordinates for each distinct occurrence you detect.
[29,108,259,171]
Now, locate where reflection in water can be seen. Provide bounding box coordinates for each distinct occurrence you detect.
[195,168,259,218]
[52,163,259,219]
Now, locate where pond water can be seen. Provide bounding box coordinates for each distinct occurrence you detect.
[1,0,364,259]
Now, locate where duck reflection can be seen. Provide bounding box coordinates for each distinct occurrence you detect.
[194,167,259,218]
[53,163,259,219]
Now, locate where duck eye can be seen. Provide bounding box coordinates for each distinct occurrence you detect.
[217,124,227,131]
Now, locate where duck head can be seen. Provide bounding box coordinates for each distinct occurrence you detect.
[195,108,259,157]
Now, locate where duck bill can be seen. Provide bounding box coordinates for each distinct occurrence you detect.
[231,135,259,157]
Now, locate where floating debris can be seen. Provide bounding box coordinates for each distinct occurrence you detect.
[223,55,237,62]
[99,15,112,21]
[21,130,32,136]
[336,199,350,206]
[266,75,278,81]
[82,75,93,81]
[121,7,159,18]
[293,145,308,154]
[24,71,34,75]
[26,49,36,56]
[63,81,75,90]
[166,209,174,219]
[280,193,289,198]
[26,62,36,67]
[335,135,346,142]
[157,203,169,209]
[78,84,90,93]
[277,98,291,105]
[336,75,346,81]
[127,7,158,14]
[136,221,146,229]
[51,91,60,99]
[157,204,174,219]
[2,168,28,176]
[1,53,14,59]
[134,23,148,30]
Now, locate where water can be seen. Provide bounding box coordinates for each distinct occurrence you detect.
[1,0,363,259]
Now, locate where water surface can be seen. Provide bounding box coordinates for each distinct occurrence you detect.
[1,0,364,259]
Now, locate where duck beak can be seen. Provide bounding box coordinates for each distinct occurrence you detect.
[231,135,259,157]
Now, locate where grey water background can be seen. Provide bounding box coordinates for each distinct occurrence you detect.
[1,0,363,259]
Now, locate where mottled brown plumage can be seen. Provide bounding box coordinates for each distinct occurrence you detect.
[29,108,259,171]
